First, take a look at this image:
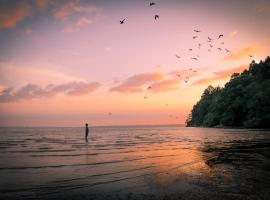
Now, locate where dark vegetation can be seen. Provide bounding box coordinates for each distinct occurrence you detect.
[186,56,270,128]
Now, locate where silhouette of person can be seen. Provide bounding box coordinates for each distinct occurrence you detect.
[85,123,89,140]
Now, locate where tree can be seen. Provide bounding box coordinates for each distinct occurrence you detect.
[186,57,270,128]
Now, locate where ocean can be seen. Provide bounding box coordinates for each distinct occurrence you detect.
[0,126,269,200]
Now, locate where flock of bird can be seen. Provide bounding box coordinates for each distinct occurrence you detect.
[112,2,255,119]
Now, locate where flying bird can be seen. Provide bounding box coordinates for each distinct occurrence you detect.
[120,19,125,24]
[221,42,224,45]
[218,34,224,39]
[154,15,159,20]
[218,48,222,51]
[144,96,147,99]
[147,86,152,90]
[150,2,155,6]
[198,43,201,49]
[193,36,198,39]
[108,112,112,116]
[175,54,181,58]
[194,29,201,33]
[189,48,192,51]
[193,70,197,72]
[208,49,211,52]
[209,44,213,48]
[208,36,213,41]
[225,48,230,52]
[184,77,189,83]
[249,55,253,58]
[191,57,198,60]
[177,74,181,78]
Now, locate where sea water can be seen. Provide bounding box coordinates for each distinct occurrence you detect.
[0,126,269,199]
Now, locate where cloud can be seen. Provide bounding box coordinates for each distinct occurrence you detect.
[224,47,254,61]
[192,65,248,85]
[149,78,180,93]
[23,27,33,34]
[53,0,99,21]
[63,17,94,32]
[0,1,32,29]
[0,81,100,103]
[229,30,238,37]
[110,72,165,93]
[34,0,51,10]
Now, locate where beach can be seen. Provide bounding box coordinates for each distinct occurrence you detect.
[0,126,270,200]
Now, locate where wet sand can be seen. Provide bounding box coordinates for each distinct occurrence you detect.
[0,126,269,200]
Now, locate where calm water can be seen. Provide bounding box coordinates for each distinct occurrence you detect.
[0,126,270,200]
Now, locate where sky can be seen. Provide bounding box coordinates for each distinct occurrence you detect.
[0,0,270,127]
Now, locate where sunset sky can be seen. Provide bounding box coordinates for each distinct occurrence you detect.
[0,0,270,126]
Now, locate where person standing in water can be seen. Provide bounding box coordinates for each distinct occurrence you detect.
[85,123,89,140]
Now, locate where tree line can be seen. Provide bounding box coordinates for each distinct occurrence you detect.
[186,56,270,128]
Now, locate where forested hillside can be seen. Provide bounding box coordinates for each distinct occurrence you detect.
[186,57,270,128]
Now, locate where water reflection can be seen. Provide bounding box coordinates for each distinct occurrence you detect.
[0,126,269,199]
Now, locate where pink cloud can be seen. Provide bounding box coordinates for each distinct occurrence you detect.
[53,0,99,21]
[149,78,180,93]
[0,81,100,103]
[110,72,164,93]
[63,17,94,32]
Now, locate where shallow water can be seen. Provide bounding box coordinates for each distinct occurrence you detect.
[0,126,270,200]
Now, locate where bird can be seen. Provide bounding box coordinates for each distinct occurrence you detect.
[147,86,152,90]
[218,48,222,51]
[184,77,189,83]
[197,55,200,58]
[189,48,192,51]
[189,68,193,71]
[221,42,224,45]
[150,2,155,6]
[193,70,197,72]
[193,36,198,39]
[175,54,181,58]
[218,34,224,39]
[249,55,253,58]
[154,15,159,20]
[208,49,211,52]
[209,44,213,48]
[144,96,147,99]
[208,36,213,41]
[108,112,112,116]
[198,43,201,49]
[225,48,230,52]
[194,29,201,33]
[191,57,198,60]
[177,74,181,78]
[120,19,125,24]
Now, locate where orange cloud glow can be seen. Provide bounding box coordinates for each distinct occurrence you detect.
[34,0,51,10]
[224,47,255,60]
[0,1,32,29]
[192,65,248,85]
